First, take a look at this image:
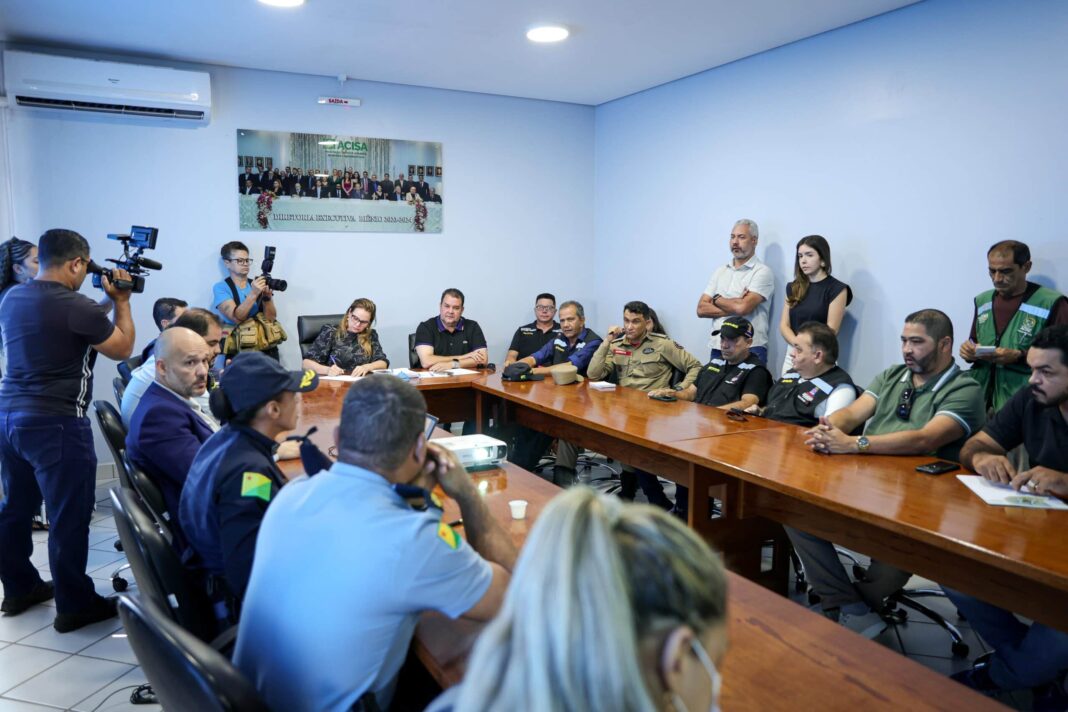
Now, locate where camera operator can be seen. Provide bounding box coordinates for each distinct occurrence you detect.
[0,228,136,632]
[213,241,279,361]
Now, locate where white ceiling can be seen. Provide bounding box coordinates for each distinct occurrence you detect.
[0,0,921,106]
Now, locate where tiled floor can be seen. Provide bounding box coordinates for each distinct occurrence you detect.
[0,478,160,712]
[1,469,1038,710]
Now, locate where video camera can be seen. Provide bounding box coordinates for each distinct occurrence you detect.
[259,245,287,292]
[88,226,162,294]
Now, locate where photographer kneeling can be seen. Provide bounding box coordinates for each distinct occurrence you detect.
[0,229,136,632]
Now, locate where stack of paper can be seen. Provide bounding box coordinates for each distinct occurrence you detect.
[589,381,617,391]
[957,475,1068,509]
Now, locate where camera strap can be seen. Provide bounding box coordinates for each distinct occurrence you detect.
[224,277,253,307]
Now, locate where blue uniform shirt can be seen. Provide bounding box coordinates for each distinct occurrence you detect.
[234,461,493,712]
[178,424,284,601]
[212,279,261,327]
[529,327,602,376]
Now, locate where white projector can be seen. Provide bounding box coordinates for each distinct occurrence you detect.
[434,434,508,471]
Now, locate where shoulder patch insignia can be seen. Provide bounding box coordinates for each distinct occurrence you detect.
[240,472,272,502]
[642,347,655,354]
[300,370,316,388]
[437,520,460,550]
[673,341,684,349]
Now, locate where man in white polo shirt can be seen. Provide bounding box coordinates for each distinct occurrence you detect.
[696,218,775,364]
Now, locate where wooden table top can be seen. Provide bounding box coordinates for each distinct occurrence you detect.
[414,464,1005,711]
[667,427,1068,593]
[474,373,789,446]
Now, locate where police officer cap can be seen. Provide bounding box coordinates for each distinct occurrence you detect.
[221,351,319,411]
[711,318,754,340]
[502,362,544,382]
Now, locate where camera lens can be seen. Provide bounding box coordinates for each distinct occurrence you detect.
[268,277,288,292]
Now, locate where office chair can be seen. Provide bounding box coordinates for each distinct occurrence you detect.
[112,376,126,405]
[92,401,135,590]
[117,593,269,712]
[296,313,343,359]
[117,354,143,385]
[408,333,420,369]
[110,487,222,644]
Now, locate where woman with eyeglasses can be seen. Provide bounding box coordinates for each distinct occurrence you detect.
[428,487,729,712]
[778,235,852,376]
[302,298,389,377]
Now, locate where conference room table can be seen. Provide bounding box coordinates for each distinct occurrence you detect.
[470,374,1068,631]
[284,380,1004,711]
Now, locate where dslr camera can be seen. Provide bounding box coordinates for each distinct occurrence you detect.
[88,226,162,294]
[259,245,287,292]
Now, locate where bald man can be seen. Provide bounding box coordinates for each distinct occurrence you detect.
[125,328,218,543]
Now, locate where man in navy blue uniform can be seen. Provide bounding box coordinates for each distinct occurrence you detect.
[179,352,318,608]
[0,229,137,632]
[126,326,218,549]
[509,301,602,486]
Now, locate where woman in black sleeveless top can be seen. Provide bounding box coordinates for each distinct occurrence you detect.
[778,235,852,376]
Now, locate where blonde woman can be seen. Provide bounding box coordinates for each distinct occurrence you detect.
[429,487,729,712]
[302,298,389,377]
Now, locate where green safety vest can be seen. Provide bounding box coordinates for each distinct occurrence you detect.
[968,285,1061,411]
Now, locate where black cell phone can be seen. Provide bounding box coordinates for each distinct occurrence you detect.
[649,393,677,402]
[729,406,762,418]
[915,460,959,475]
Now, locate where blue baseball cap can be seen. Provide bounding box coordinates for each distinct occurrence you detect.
[221,352,319,412]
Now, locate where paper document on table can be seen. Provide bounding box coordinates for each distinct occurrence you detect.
[320,375,363,382]
[445,368,479,376]
[957,475,1068,509]
[589,381,617,391]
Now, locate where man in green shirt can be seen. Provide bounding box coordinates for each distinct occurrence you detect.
[794,309,986,639]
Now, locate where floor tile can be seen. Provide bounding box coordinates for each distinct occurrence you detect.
[0,698,64,711]
[871,623,904,654]
[89,534,121,553]
[84,550,125,574]
[4,654,131,709]
[0,645,68,696]
[0,606,53,644]
[28,545,49,569]
[80,629,139,665]
[18,618,120,655]
[90,516,117,531]
[906,652,978,677]
[71,666,160,712]
[88,529,120,547]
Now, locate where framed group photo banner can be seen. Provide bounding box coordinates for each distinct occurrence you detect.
[236,129,443,233]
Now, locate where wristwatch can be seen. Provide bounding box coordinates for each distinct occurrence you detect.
[712,294,721,307]
[452,359,460,369]
[856,435,871,453]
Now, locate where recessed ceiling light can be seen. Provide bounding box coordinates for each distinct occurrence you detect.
[526,25,569,43]
[258,0,305,7]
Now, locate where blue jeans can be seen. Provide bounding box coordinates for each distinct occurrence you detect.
[0,412,100,614]
[942,586,1068,689]
[710,345,767,365]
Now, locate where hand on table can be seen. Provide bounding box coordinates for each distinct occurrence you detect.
[972,452,1016,485]
[803,417,855,454]
[1011,466,1068,498]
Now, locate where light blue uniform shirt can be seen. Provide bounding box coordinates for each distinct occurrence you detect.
[212,279,260,327]
[234,461,493,712]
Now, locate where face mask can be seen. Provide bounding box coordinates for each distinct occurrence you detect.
[670,637,721,712]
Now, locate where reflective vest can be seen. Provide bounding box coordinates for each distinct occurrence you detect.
[969,285,1061,411]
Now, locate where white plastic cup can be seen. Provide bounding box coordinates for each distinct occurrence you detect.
[509,499,529,520]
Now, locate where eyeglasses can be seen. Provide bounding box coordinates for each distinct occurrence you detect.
[348,314,371,326]
[228,258,254,265]
[895,387,915,421]
[534,305,556,312]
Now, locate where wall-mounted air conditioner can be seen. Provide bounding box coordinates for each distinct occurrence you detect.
[3,50,212,126]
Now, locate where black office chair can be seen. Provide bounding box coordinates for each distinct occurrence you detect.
[110,487,220,643]
[112,376,126,405]
[117,354,143,385]
[91,401,134,590]
[296,314,343,359]
[117,593,269,712]
[408,333,420,369]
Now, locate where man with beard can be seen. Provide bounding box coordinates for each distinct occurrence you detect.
[796,309,986,639]
[941,325,1068,703]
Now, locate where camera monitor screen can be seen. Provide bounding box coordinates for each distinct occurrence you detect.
[129,226,158,249]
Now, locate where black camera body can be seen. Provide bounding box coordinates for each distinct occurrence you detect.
[259,245,287,292]
[89,226,162,294]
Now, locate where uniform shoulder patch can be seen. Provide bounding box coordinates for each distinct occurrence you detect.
[673,341,684,349]
[437,520,461,550]
[240,472,273,502]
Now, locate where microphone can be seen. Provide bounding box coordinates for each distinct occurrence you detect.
[131,255,163,271]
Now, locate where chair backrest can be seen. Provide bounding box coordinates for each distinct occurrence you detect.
[408,332,419,369]
[123,452,174,541]
[117,593,269,712]
[112,376,126,405]
[110,487,218,642]
[296,314,343,359]
[117,354,143,385]
[94,400,132,489]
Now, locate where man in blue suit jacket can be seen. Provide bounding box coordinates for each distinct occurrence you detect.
[126,327,218,540]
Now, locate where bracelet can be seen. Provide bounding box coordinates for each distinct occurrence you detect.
[712,294,721,307]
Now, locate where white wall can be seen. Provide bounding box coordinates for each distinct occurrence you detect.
[4,53,594,465]
[593,0,1068,385]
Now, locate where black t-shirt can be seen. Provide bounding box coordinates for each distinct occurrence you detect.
[414,316,487,357]
[508,320,560,360]
[983,387,1068,470]
[787,276,852,332]
[693,353,772,407]
[0,281,115,417]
